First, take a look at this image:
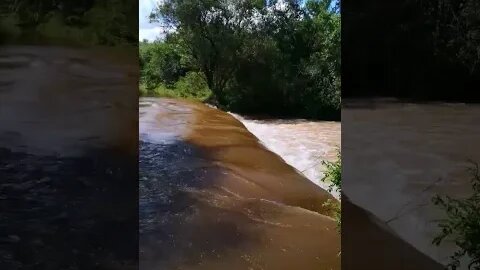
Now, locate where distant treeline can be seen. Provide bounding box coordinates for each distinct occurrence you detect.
[141,0,341,120]
[0,0,137,46]
[343,0,480,102]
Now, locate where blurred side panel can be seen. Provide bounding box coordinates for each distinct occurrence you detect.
[0,1,139,269]
[342,0,479,269]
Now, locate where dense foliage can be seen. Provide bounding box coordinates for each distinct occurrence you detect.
[141,0,340,120]
[0,0,137,46]
[343,0,480,101]
[432,162,480,270]
[423,0,480,76]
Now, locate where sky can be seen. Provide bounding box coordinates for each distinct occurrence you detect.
[139,0,339,41]
[139,0,165,41]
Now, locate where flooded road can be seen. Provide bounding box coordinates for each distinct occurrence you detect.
[139,98,340,270]
[343,100,480,269]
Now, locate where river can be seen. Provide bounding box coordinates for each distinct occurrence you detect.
[228,114,341,198]
[0,46,138,269]
[3,45,467,269]
[0,46,138,157]
[140,97,477,269]
[343,99,480,269]
[139,97,340,270]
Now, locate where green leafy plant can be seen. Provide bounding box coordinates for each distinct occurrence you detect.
[321,150,341,231]
[321,150,341,194]
[432,162,480,270]
[139,72,212,101]
[322,198,340,233]
[173,71,212,100]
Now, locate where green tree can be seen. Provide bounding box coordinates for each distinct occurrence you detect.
[140,40,188,88]
[1,0,137,45]
[146,0,341,120]
[423,0,480,74]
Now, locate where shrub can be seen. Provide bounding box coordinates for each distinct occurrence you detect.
[321,150,342,193]
[321,150,341,231]
[140,72,212,101]
[432,162,480,270]
[139,83,148,97]
[173,72,211,100]
[140,41,188,88]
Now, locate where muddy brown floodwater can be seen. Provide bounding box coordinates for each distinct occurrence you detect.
[0,46,138,157]
[228,113,341,198]
[0,46,138,269]
[139,98,340,270]
[343,99,480,269]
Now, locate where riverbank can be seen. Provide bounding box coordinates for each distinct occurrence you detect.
[139,85,341,121]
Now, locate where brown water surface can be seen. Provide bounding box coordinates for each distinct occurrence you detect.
[343,99,480,268]
[0,46,138,269]
[228,113,341,197]
[0,46,138,157]
[139,98,340,270]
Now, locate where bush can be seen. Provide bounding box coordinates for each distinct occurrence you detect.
[139,84,148,97]
[321,151,342,194]
[321,150,341,231]
[1,0,137,46]
[140,41,189,88]
[140,72,212,101]
[432,162,480,270]
[173,72,211,100]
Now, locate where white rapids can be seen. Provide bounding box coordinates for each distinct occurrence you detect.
[229,113,341,198]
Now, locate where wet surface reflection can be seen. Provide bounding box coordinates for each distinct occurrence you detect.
[140,98,340,270]
[0,46,138,269]
[0,46,137,157]
[343,99,480,268]
[0,148,137,269]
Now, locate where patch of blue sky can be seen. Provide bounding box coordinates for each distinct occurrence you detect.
[139,0,165,41]
[139,0,339,41]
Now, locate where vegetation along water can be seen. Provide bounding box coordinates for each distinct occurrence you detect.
[140,0,340,121]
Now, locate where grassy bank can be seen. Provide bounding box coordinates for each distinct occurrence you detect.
[139,71,212,102]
